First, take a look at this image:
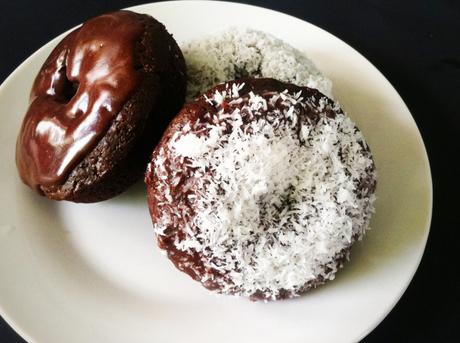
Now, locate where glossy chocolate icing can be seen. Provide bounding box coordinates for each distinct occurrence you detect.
[16,11,144,190]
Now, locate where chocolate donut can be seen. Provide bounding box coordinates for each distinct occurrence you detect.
[145,78,377,301]
[183,28,332,100]
[16,10,186,202]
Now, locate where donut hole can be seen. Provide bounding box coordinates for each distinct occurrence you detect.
[55,66,79,103]
[60,78,79,103]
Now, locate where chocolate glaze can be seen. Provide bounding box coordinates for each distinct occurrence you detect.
[16,11,145,190]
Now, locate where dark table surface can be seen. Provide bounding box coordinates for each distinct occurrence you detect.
[1,1,458,342]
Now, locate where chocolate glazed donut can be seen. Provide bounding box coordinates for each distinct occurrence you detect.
[16,10,186,202]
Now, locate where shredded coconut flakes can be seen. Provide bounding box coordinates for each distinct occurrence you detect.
[183,28,333,100]
[150,83,376,300]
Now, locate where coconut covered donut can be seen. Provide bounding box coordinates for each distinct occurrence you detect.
[145,78,376,301]
[183,28,332,100]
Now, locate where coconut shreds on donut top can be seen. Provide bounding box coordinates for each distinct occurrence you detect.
[148,81,376,300]
[183,28,333,100]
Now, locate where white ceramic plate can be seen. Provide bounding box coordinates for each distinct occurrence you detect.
[0,1,432,342]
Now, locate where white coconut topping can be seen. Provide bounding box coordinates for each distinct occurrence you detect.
[150,83,376,300]
[183,28,333,100]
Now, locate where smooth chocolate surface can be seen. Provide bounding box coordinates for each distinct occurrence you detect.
[16,11,144,190]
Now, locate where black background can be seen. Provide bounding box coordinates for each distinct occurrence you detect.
[1,1,458,342]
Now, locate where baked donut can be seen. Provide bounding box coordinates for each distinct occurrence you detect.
[16,10,186,202]
[145,78,377,301]
[183,28,332,100]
